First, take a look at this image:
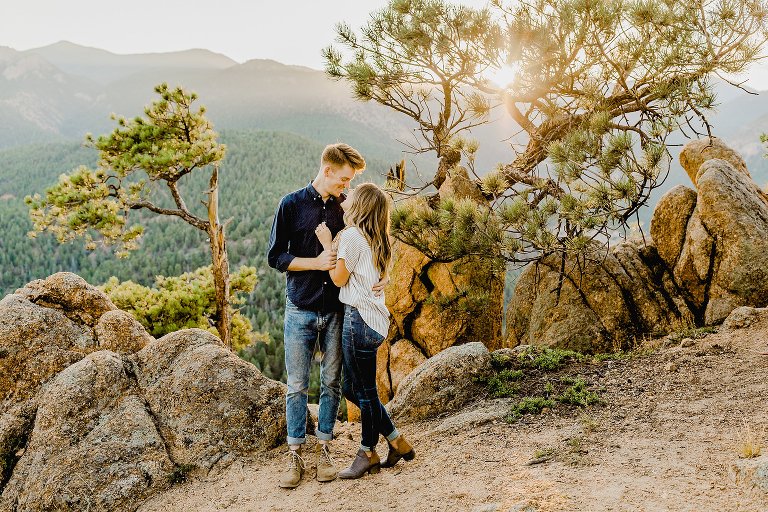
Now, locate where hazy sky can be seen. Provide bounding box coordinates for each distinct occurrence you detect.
[3,0,768,88]
[1,0,490,68]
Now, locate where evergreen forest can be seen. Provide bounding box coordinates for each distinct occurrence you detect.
[0,130,387,389]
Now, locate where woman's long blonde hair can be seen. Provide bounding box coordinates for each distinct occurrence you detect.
[343,183,391,274]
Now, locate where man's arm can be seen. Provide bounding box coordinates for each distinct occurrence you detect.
[267,197,337,272]
[266,198,296,272]
[288,251,336,272]
[372,271,389,297]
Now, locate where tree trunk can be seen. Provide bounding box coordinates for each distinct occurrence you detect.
[207,165,232,349]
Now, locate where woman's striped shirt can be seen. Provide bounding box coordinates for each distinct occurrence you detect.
[336,226,390,338]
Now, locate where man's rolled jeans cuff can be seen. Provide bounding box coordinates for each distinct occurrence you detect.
[287,436,306,446]
[385,428,400,443]
[360,443,373,452]
[316,429,334,442]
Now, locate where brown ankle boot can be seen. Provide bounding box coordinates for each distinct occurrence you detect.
[316,443,338,482]
[381,435,415,468]
[338,449,381,479]
[278,448,305,488]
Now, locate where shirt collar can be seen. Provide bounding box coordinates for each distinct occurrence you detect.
[305,182,336,202]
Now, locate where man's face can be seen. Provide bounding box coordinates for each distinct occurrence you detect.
[325,164,357,198]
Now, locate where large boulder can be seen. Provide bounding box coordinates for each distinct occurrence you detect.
[506,240,695,352]
[698,159,768,322]
[651,152,768,325]
[679,136,750,187]
[0,352,174,511]
[507,139,768,351]
[0,274,288,510]
[387,342,492,422]
[0,275,152,499]
[132,329,286,466]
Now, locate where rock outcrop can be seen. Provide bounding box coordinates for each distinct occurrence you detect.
[507,138,768,351]
[506,240,695,352]
[387,342,493,422]
[380,167,506,401]
[0,273,286,511]
[678,136,750,187]
[652,156,768,325]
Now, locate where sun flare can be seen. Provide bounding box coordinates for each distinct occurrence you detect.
[482,63,521,88]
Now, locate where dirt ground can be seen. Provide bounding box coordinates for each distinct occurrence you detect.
[138,319,768,512]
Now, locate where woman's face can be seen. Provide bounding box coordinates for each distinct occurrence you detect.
[340,188,354,212]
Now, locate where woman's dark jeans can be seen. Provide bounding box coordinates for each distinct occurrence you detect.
[342,305,399,451]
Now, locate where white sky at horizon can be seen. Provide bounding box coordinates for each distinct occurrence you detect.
[1,0,492,68]
[3,0,768,89]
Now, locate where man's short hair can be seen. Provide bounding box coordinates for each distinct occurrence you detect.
[321,143,366,173]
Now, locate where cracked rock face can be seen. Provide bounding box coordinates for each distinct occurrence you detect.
[0,273,286,510]
[654,158,768,324]
[507,140,768,352]
[378,240,505,401]
[378,169,508,402]
[505,241,695,353]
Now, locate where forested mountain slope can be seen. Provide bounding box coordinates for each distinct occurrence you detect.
[0,130,387,381]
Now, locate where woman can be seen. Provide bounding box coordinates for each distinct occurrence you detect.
[315,182,415,479]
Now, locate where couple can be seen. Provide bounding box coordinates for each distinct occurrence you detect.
[267,143,415,489]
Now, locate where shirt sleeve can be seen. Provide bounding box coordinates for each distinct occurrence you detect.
[337,228,362,273]
[266,196,296,273]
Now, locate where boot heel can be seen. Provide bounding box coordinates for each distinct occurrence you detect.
[403,449,415,461]
[369,464,381,475]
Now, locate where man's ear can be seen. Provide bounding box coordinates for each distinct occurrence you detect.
[322,165,334,178]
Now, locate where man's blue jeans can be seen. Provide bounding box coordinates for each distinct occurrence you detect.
[283,298,343,445]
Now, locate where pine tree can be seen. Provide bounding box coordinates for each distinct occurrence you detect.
[25,84,237,347]
[324,0,768,264]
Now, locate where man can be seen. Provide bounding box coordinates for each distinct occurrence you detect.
[267,143,373,488]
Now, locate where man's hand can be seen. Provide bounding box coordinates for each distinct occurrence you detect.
[372,273,390,297]
[315,249,337,271]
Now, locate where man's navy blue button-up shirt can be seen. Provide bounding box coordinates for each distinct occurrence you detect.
[267,183,346,313]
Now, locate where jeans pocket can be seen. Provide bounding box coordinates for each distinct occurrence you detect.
[360,322,384,350]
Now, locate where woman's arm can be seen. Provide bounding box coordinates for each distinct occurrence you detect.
[329,257,351,287]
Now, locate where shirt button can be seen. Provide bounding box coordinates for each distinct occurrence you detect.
[324,281,327,285]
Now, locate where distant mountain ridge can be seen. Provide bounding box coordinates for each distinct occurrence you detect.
[1,41,768,199]
[27,41,238,84]
[0,42,420,166]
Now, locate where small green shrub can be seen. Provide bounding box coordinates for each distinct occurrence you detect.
[507,396,556,422]
[483,369,524,398]
[519,346,585,370]
[167,464,196,485]
[557,378,601,406]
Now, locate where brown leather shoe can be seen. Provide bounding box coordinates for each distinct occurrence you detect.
[338,449,381,479]
[381,435,415,468]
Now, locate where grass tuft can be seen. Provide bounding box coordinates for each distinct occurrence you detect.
[736,422,763,459]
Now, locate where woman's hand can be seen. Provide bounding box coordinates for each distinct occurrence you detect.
[315,222,333,250]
